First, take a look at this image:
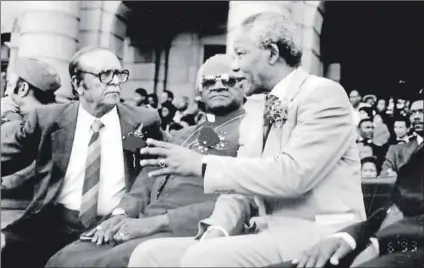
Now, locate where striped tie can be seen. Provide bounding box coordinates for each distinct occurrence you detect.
[79,119,104,228]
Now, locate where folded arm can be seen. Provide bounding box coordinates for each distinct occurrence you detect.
[204,82,355,197]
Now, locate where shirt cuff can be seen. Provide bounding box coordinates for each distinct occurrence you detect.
[200,226,229,242]
[369,237,379,255]
[111,208,128,216]
[330,232,357,250]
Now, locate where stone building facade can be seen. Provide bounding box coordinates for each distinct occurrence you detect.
[2,1,338,102]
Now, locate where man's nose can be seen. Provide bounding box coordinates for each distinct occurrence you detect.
[109,74,120,86]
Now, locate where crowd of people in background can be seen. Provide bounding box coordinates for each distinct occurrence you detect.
[130,87,207,134]
[349,89,423,179]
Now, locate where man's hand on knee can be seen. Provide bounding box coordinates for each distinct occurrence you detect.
[82,215,127,245]
[292,236,353,268]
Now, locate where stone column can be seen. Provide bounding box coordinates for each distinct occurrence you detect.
[226,1,292,53]
[18,1,80,102]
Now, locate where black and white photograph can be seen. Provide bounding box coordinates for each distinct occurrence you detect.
[1,1,423,267]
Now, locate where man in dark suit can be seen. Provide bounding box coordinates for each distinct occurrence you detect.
[0,47,163,268]
[45,53,246,267]
[268,115,423,268]
[381,100,423,177]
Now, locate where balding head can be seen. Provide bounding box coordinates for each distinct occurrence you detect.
[195,54,246,116]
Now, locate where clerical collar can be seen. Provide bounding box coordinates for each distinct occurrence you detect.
[205,109,246,126]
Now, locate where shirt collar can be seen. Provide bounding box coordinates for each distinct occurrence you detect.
[268,68,298,100]
[417,134,423,145]
[78,104,118,128]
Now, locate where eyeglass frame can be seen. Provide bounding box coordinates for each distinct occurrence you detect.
[78,69,130,84]
[200,74,244,91]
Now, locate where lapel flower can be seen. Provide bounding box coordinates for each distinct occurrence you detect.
[266,97,290,128]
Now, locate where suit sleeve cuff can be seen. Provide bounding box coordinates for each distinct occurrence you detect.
[329,232,357,250]
[111,208,128,217]
[369,237,379,255]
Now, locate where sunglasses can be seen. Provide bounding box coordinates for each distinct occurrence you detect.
[201,74,244,90]
[80,69,130,84]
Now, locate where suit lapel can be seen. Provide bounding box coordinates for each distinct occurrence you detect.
[262,68,310,156]
[45,102,79,205]
[116,103,141,190]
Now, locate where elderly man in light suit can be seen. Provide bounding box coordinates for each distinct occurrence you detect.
[128,12,366,267]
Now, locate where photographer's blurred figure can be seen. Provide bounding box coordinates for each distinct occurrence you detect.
[1,58,60,190]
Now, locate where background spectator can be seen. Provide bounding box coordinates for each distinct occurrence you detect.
[359,106,374,120]
[133,88,148,107]
[159,102,176,131]
[375,98,387,114]
[357,118,374,143]
[358,143,374,159]
[362,94,377,107]
[390,116,411,144]
[147,93,158,108]
[159,90,174,107]
[361,156,380,179]
[373,113,390,146]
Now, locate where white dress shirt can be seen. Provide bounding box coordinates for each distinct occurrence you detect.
[57,105,126,216]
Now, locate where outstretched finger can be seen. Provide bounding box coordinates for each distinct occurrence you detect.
[139,147,168,157]
[139,159,161,167]
[148,167,174,178]
[330,243,350,266]
[146,139,175,149]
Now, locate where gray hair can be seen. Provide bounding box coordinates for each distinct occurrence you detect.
[240,12,302,67]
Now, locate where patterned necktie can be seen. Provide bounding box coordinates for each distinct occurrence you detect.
[263,94,279,147]
[79,119,105,228]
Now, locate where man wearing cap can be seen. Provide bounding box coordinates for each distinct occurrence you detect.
[45,54,247,268]
[0,47,163,268]
[1,58,60,191]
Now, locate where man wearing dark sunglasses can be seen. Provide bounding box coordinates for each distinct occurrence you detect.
[1,47,163,268]
[129,11,364,267]
[46,53,247,268]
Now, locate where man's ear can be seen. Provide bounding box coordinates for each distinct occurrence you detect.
[71,75,83,95]
[17,81,30,97]
[268,43,280,65]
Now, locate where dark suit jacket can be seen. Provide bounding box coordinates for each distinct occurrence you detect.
[342,142,424,256]
[1,101,163,227]
[118,109,244,236]
[381,140,419,174]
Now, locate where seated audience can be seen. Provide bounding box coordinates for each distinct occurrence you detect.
[1,58,60,190]
[0,47,163,268]
[389,115,411,145]
[358,143,374,160]
[158,102,176,131]
[146,93,158,109]
[372,113,390,146]
[133,88,148,107]
[361,157,379,179]
[381,100,423,177]
[159,89,174,108]
[45,53,247,268]
[358,106,374,120]
[375,98,387,114]
[363,94,377,107]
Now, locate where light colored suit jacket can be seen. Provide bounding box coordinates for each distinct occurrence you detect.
[197,68,366,259]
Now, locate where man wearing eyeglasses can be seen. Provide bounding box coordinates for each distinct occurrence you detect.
[0,47,163,268]
[45,54,247,268]
[128,12,364,267]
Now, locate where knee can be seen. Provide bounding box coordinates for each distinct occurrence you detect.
[181,241,228,267]
[128,239,166,267]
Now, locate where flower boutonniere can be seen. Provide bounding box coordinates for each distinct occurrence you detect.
[266,97,290,128]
